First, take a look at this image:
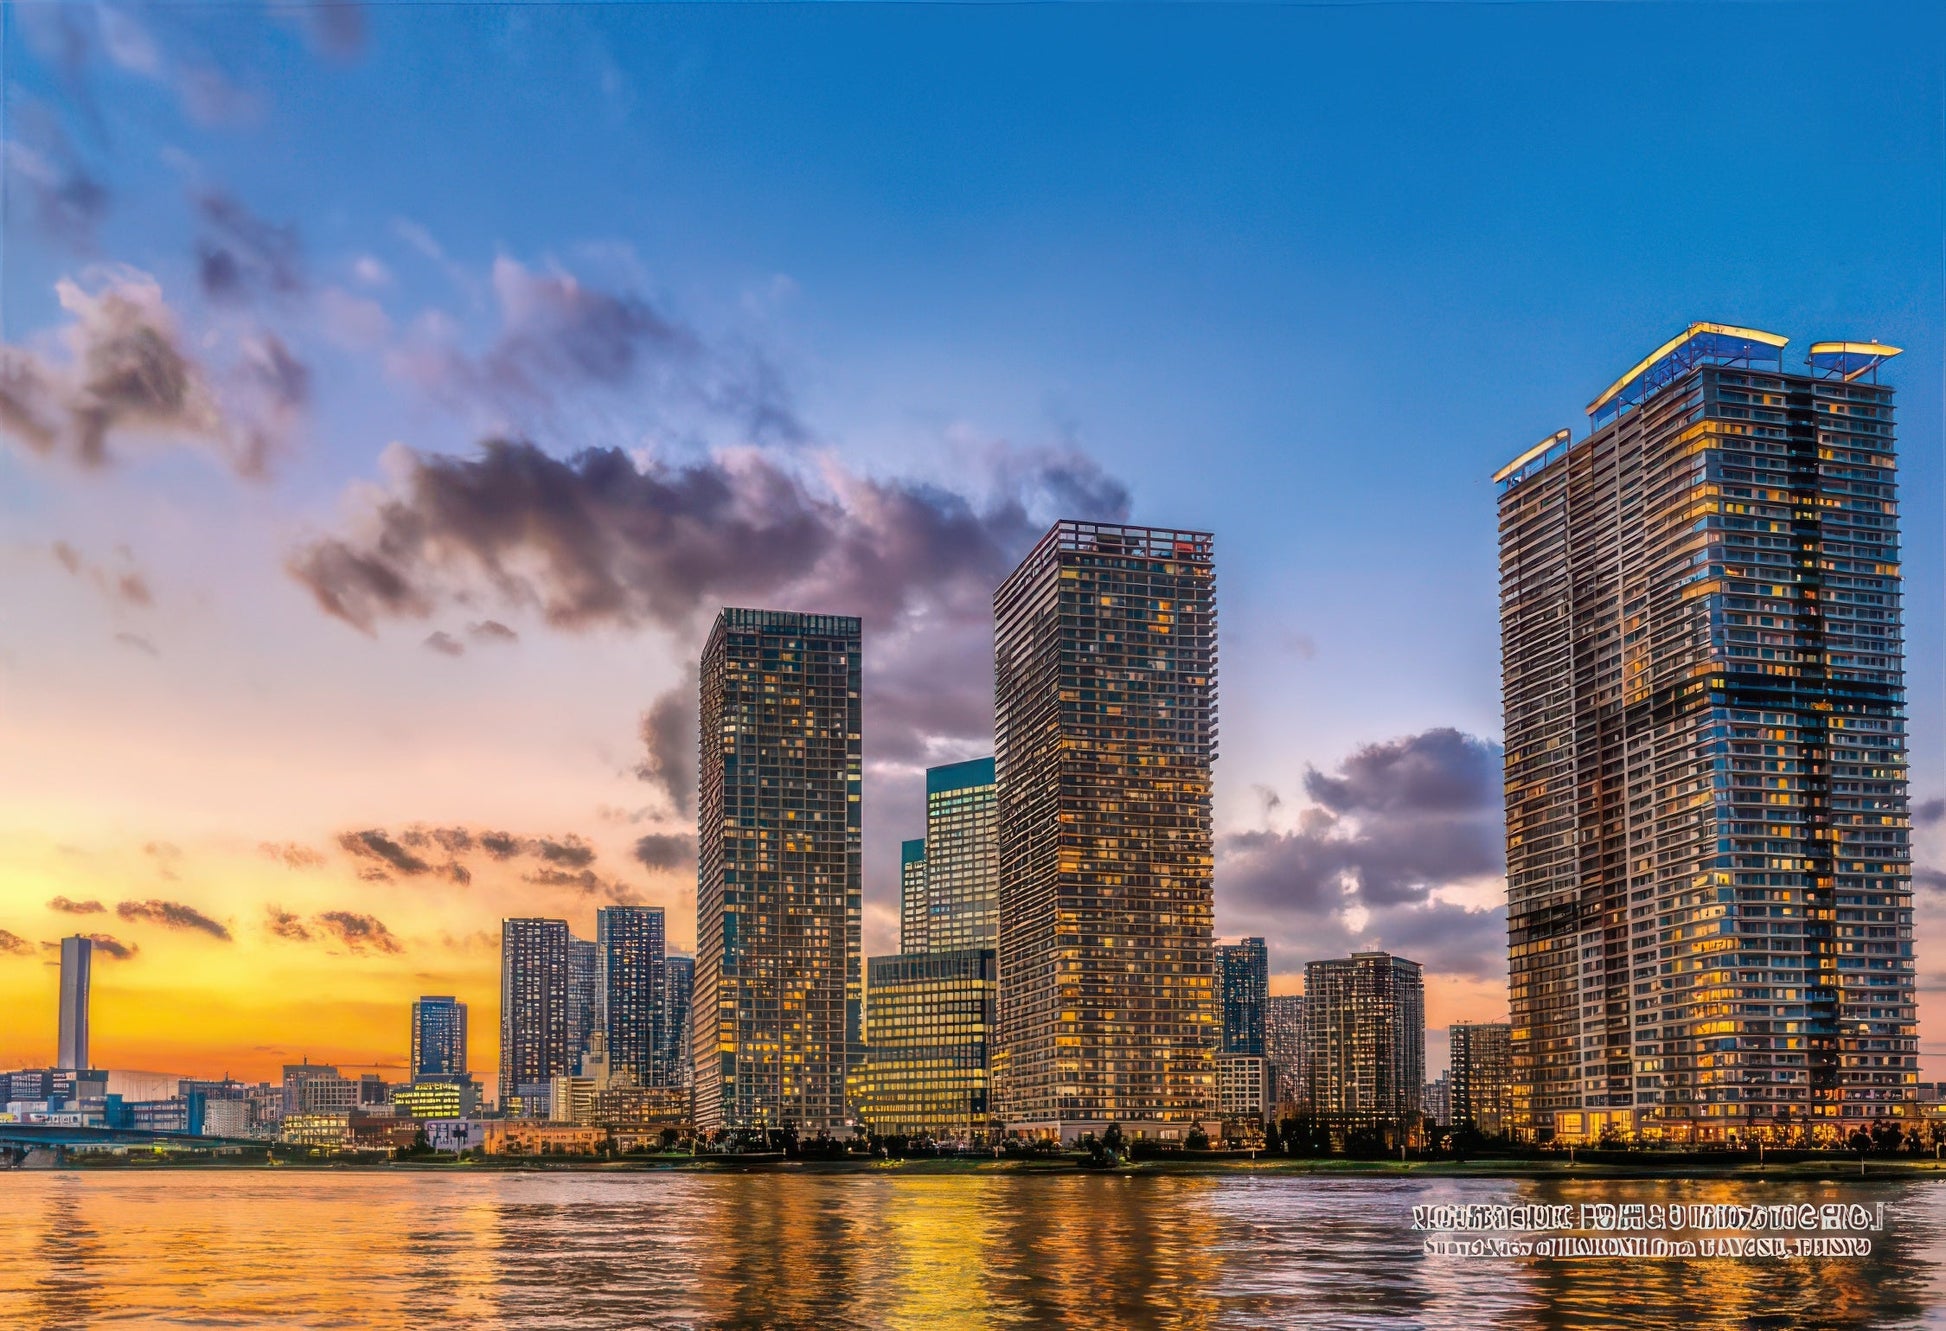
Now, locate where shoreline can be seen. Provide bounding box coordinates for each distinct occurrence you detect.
[21,1155,1946,1181]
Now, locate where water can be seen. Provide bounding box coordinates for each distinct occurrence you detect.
[4,1170,1946,1328]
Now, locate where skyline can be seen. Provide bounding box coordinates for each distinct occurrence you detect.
[3,2,1941,1085]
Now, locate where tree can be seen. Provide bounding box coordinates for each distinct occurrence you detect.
[1185,1126,1211,1151]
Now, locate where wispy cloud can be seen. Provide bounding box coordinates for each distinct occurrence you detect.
[116,898,233,941]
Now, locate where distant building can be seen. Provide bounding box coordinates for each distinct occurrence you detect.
[1265,995,1306,1110]
[900,839,929,954]
[921,758,1000,951]
[567,936,598,1071]
[57,935,91,1071]
[1449,1022,1514,1138]
[281,1112,352,1149]
[596,905,666,1088]
[1219,938,1269,1056]
[856,948,996,1141]
[1216,1053,1274,1125]
[500,918,571,1114]
[994,521,1220,1141]
[201,1098,254,1138]
[411,996,469,1082]
[1423,1073,1451,1129]
[661,956,694,1091]
[1304,952,1425,1139]
[1497,327,1915,1143]
[693,608,862,1133]
[393,1080,480,1120]
[282,1062,356,1117]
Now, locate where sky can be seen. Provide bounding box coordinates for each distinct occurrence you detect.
[1,0,1941,1085]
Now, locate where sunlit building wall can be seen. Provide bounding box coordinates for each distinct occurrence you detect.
[693,609,862,1133]
[993,521,1219,1139]
[1497,326,1916,1143]
[857,948,997,1140]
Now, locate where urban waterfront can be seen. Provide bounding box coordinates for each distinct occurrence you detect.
[5,1173,1946,1329]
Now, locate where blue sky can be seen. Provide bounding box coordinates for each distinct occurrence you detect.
[2,1,1941,1077]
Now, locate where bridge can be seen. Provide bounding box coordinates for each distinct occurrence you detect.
[0,1123,269,1168]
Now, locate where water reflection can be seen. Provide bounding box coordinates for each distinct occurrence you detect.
[3,1169,1946,1328]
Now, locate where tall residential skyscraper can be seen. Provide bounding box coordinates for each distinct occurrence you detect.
[566,936,598,1070]
[410,996,468,1081]
[900,839,928,954]
[693,608,862,1132]
[1265,994,1307,1109]
[499,918,570,1113]
[661,955,695,1090]
[922,757,1000,951]
[57,934,91,1070]
[1219,937,1269,1056]
[1497,327,1915,1144]
[993,521,1219,1141]
[1304,952,1424,1138]
[1449,1021,1514,1138]
[596,905,666,1087]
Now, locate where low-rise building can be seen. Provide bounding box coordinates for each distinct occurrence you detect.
[1216,1053,1274,1125]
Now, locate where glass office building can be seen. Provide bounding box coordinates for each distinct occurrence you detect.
[1219,937,1269,1056]
[1497,325,1915,1143]
[922,757,1000,951]
[692,608,862,1133]
[856,948,997,1140]
[993,521,1219,1140]
[900,839,928,954]
[410,995,468,1081]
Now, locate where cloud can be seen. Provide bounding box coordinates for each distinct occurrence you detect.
[264,906,312,942]
[1218,727,1507,980]
[391,256,805,445]
[194,190,304,304]
[1915,798,1944,828]
[468,619,519,644]
[1915,867,1946,895]
[314,910,402,954]
[116,898,233,941]
[480,831,522,859]
[337,828,432,876]
[632,833,694,872]
[48,896,106,915]
[636,667,698,817]
[423,629,465,657]
[0,929,32,957]
[82,933,137,961]
[4,100,110,250]
[0,268,304,477]
[114,631,160,656]
[259,841,326,869]
[52,541,157,609]
[536,836,596,869]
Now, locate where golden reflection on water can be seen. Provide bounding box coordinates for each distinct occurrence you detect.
[2,1168,1944,1329]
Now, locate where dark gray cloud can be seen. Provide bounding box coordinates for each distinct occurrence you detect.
[0,270,303,477]
[116,898,232,941]
[0,928,32,957]
[338,829,432,876]
[194,190,304,304]
[468,619,519,644]
[1915,798,1944,828]
[1915,867,1946,895]
[423,630,464,656]
[536,836,596,869]
[314,910,401,954]
[264,906,312,942]
[48,896,105,915]
[635,669,698,817]
[1218,727,1507,980]
[80,932,137,961]
[633,833,694,873]
[480,831,523,860]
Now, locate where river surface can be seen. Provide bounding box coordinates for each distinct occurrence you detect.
[5,1170,1946,1328]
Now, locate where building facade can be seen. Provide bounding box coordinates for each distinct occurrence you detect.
[1304,952,1425,1139]
[411,996,468,1082]
[1497,326,1916,1143]
[692,608,862,1133]
[856,948,997,1140]
[1216,1053,1274,1125]
[500,918,571,1113]
[567,936,598,1073]
[900,839,928,954]
[57,935,91,1071]
[596,905,667,1088]
[922,757,1001,950]
[1265,994,1307,1110]
[661,956,695,1091]
[993,521,1220,1140]
[1219,937,1269,1056]
[1449,1021,1514,1138]
[1423,1073,1451,1129]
